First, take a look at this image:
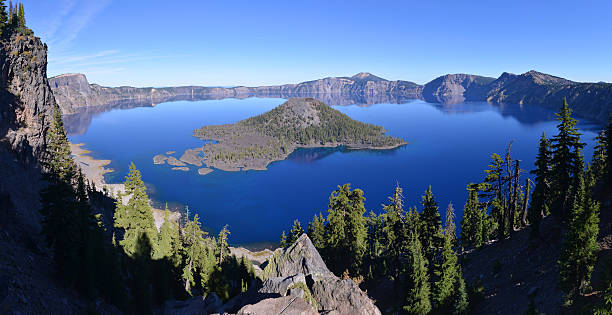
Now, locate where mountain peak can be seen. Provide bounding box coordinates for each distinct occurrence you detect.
[351,72,386,82]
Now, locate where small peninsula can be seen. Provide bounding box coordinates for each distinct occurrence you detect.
[192,97,406,171]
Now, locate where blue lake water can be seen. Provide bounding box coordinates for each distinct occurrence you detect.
[66,98,601,245]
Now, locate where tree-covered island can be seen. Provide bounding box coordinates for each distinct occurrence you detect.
[188,97,406,171]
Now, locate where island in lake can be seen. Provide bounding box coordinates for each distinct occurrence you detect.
[153,97,406,172]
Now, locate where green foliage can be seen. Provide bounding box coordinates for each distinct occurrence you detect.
[550,98,584,220]
[402,233,431,315]
[288,219,304,246]
[529,132,552,238]
[325,183,367,276]
[433,217,459,311]
[592,130,608,183]
[453,268,469,314]
[279,230,287,249]
[381,184,407,278]
[307,213,326,250]
[460,185,487,248]
[558,152,600,304]
[113,163,158,258]
[419,185,443,263]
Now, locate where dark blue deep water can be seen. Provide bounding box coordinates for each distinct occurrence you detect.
[66,98,601,245]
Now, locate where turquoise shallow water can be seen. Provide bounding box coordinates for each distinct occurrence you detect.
[66,98,601,245]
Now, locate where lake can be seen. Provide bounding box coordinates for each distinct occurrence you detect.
[65,97,601,245]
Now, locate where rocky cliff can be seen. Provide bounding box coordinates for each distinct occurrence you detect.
[0,33,97,313]
[422,73,496,104]
[165,234,381,315]
[51,70,612,123]
[49,72,423,114]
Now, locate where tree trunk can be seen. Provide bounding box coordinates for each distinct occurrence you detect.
[521,179,530,227]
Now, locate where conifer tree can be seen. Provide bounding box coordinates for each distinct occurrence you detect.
[558,151,600,304]
[382,184,407,279]
[419,185,443,263]
[113,163,158,257]
[182,212,206,294]
[288,219,304,246]
[460,185,484,248]
[307,213,326,250]
[7,1,11,24]
[592,130,607,183]
[550,98,584,220]
[365,210,384,279]
[279,230,287,249]
[326,183,367,276]
[453,267,469,314]
[605,116,612,184]
[433,202,460,311]
[155,205,174,260]
[217,225,230,264]
[0,1,7,31]
[479,153,506,240]
[529,132,552,238]
[17,2,23,27]
[403,233,431,315]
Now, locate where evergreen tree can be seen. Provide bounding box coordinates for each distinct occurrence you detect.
[558,151,600,304]
[591,130,607,183]
[479,153,506,240]
[7,1,11,25]
[550,98,584,220]
[113,163,158,257]
[605,116,612,184]
[529,132,552,238]
[288,219,304,246]
[0,1,7,33]
[453,268,469,314]
[279,230,287,249]
[155,205,174,260]
[182,212,206,294]
[326,183,367,276]
[419,185,443,263]
[365,210,384,279]
[307,213,326,250]
[17,2,23,27]
[460,185,484,248]
[217,225,230,264]
[381,184,407,279]
[433,202,460,311]
[403,233,431,315]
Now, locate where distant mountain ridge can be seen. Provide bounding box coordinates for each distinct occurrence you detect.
[50,70,612,122]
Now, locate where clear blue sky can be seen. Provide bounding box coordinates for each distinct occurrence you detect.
[22,0,612,87]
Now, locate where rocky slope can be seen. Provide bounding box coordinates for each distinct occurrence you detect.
[51,70,612,123]
[165,234,381,315]
[0,33,101,313]
[49,72,423,114]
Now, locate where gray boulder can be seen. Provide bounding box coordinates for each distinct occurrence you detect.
[261,234,332,280]
[236,296,318,315]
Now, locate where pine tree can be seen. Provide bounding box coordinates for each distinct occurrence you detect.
[288,219,304,246]
[182,212,206,294]
[550,98,584,220]
[0,1,8,33]
[326,183,367,276]
[279,230,287,249]
[419,185,443,263]
[17,2,23,27]
[558,150,600,304]
[591,130,607,183]
[529,132,552,238]
[307,213,326,250]
[113,163,157,257]
[365,210,384,279]
[155,205,174,260]
[7,1,11,25]
[382,184,407,279]
[433,202,460,311]
[217,225,230,264]
[403,233,431,315]
[460,185,484,248]
[453,268,469,314]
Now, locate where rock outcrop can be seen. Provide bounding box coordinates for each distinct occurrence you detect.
[422,73,495,104]
[213,234,381,315]
[0,32,99,313]
[49,72,423,114]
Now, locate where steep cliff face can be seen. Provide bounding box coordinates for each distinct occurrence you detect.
[485,70,612,121]
[0,33,91,313]
[422,73,496,104]
[49,72,423,113]
[0,33,55,166]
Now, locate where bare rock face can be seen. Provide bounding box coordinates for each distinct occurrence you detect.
[1,34,56,167]
[422,73,495,104]
[236,296,317,315]
[258,234,381,315]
